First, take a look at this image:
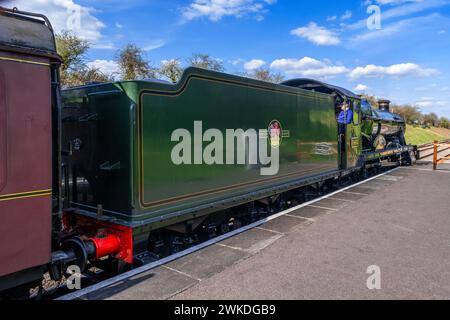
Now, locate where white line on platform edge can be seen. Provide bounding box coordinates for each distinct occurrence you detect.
[307,204,338,211]
[402,167,450,173]
[56,167,399,300]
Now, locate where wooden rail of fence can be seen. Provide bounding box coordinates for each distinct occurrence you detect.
[432,140,450,170]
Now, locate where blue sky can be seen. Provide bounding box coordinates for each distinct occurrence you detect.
[7,0,450,117]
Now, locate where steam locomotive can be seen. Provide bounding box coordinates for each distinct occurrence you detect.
[0,7,415,297]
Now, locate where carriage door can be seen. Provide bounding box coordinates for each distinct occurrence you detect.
[0,69,5,192]
[0,54,53,279]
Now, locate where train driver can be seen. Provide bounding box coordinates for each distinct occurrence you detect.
[337,101,353,125]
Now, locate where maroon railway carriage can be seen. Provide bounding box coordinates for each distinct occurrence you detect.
[0,7,61,292]
[0,8,133,295]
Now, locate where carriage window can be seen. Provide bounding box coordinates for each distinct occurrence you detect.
[0,69,6,191]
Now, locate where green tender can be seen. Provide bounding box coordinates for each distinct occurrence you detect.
[62,68,341,228]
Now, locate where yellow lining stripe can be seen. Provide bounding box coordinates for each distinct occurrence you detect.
[0,56,50,66]
[0,192,52,202]
[142,166,334,208]
[0,189,52,199]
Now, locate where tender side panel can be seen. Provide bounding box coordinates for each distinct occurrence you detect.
[0,52,52,278]
[137,72,339,218]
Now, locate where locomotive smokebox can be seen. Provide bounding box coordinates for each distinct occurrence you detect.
[378,99,391,112]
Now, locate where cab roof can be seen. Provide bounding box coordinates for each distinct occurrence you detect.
[281,78,360,100]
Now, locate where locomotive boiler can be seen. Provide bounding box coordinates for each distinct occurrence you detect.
[360,99,406,151]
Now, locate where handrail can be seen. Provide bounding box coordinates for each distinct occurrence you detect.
[0,6,54,32]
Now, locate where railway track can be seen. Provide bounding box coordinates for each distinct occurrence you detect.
[51,166,399,301]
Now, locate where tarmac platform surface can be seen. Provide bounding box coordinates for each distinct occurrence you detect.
[83,164,450,300]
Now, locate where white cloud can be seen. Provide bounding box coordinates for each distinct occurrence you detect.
[270,57,439,81]
[340,10,352,20]
[230,58,245,65]
[346,0,448,31]
[87,59,120,78]
[327,15,337,22]
[354,84,369,92]
[143,39,167,51]
[376,0,423,5]
[416,100,434,107]
[381,0,446,20]
[7,0,106,43]
[244,59,266,70]
[91,42,116,49]
[115,22,123,29]
[350,13,445,43]
[270,57,349,79]
[349,63,439,79]
[415,97,447,109]
[181,0,276,22]
[291,23,341,46]
[351,19,406,42]
[415,99,434,108]
[415,84,449,92]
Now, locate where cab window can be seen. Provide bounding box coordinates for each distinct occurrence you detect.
[352,101,361,125]
[361,100,373,117]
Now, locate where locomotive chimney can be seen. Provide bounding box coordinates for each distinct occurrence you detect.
[378,99,391,112]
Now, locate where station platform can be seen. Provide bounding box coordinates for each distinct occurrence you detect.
[81,164,450,300]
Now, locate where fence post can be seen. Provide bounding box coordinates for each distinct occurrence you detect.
[433,140,438,171]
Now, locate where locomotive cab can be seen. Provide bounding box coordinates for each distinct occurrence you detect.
[281,78,363,171]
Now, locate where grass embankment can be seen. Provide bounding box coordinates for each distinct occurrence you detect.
[405,125,450,146]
